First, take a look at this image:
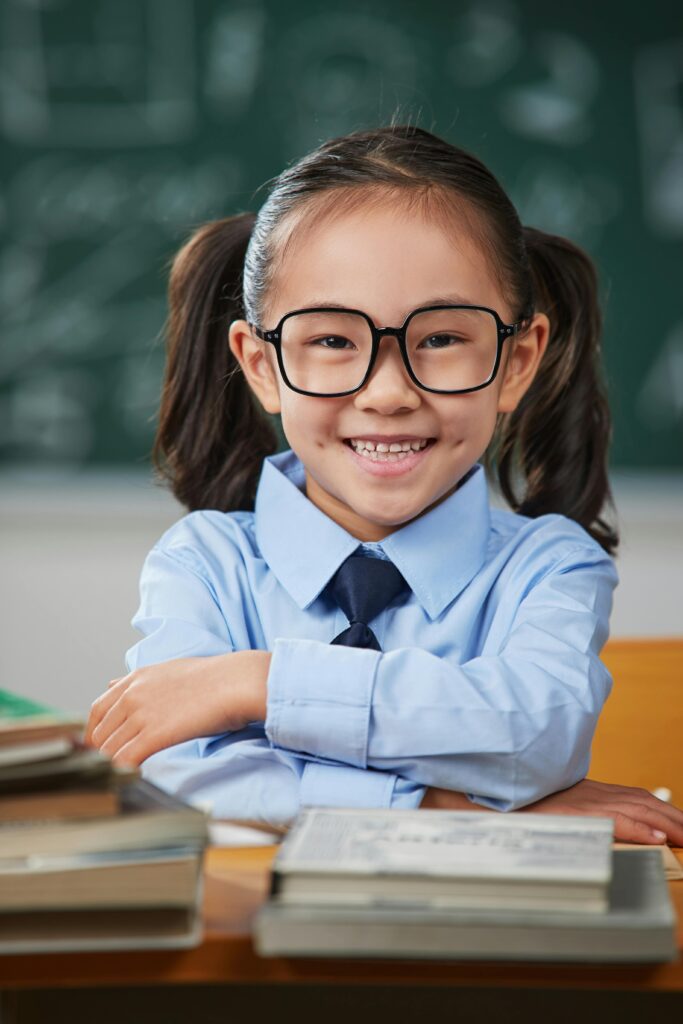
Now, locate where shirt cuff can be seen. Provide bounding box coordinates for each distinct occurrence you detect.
[466,791,510,811]
[265,638,380,768]
[391,776,427,809]
[300,762,396,808]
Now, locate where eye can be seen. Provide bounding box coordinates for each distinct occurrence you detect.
[308,335,356,350]
[419,333,467,349]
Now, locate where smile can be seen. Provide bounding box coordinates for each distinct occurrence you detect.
[342,437,436,474]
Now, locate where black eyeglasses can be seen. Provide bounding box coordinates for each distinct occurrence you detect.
[249,304,532,397]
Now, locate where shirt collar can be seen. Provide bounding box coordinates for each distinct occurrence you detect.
[255,449,491,621]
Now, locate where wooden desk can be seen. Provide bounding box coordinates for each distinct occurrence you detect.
[1,638,682,1022]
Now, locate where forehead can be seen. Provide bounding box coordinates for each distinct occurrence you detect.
[265,192,508,324]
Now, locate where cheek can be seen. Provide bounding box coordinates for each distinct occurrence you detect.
[437,394,498,437]
[279,396,341,446]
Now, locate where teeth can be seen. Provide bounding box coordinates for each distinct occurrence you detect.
[348,438,429,453]
[347,438,431,462]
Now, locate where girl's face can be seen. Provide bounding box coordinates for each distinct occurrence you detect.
[230,200,548,541]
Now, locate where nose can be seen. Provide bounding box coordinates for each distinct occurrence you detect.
[354,333,421,411]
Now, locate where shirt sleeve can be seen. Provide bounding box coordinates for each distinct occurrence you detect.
[265,545,618,812]
[128,543,424,826]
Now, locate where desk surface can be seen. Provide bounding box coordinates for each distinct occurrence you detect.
[1,845,682,993]
[1,638,682,993]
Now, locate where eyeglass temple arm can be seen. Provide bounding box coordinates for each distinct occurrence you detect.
[249,323,280,343]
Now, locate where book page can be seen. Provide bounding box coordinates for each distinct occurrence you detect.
[280,810,613,881]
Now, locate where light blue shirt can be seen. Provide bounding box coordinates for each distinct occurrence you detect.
[131,449,618,826]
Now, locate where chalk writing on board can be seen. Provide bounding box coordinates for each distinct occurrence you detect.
[276,12,418,156]
[634,39,683,236]
[1,231,159,378]
[0,242,44,317]
[499,31,599,146]
[510,159,620,246]
[117,347,166,441]
[448,1,522,88]
[7,155,242,238]
[637,321,683,430]
[205,6,265,114]
[1,0,196,145]
[4,368,94,463]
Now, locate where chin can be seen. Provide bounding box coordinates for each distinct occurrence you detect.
[358,502,422,529]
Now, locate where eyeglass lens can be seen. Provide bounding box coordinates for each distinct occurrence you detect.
[279,309,499,393]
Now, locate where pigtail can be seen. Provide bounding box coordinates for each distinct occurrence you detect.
[489,227,619,555]
[152,214,278,511]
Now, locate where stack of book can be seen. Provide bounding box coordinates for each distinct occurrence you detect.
[254,808,677,963]
[0,688,209,953]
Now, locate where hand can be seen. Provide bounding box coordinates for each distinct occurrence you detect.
[83,651,270,768]
[519,778,683,846]
[420,778,683,845]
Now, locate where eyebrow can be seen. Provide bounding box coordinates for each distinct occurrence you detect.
[300,295,478,321]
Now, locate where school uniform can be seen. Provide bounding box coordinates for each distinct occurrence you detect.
[131,448,618,826]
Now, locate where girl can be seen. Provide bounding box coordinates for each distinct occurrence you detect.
[86,125,682,844]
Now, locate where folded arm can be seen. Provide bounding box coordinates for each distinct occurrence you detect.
[88,539,683,842]
[265,547,618,811]
[89,544,424,826]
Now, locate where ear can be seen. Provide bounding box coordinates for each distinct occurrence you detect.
[228,319,281,415]
[496,312,550,414]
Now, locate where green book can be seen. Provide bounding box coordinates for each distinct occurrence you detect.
[0,689,67,721]
[0,687,93,785]
[0,687,84,743]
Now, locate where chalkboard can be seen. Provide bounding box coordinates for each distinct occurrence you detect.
[1,0,681,470]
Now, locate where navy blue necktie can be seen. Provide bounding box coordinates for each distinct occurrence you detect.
[328,554,408,651]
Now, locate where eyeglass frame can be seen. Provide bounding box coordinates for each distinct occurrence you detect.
[248,304,533,397]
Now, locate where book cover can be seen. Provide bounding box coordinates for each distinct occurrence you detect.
[0,845,203,911]
[0,777,209,858]
[0,689,83,746]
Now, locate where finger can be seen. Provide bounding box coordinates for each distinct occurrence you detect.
[570,803,674,844]
[87,681,131,747]
[619,802,683,846]
[604,785,683,821]
[584,783,683,843]
[83,708,99,748]
[612,811,668,845]
[91,697,130,751]
[107,677,124,689]
[656,809,683,845]
[84,679,130,745]
[98,718,142,762]
[111,733,154,769]
[529,803,670,845]
[605,792,683,845]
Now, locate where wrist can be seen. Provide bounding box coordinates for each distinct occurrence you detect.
[419,787,483,811]
[229,650,270,723]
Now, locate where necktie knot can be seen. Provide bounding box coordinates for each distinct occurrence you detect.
[328,554,408,651]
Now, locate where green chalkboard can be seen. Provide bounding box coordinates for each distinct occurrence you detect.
[1,0,681,470]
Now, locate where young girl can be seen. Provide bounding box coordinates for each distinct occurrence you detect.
[85,125,682,845]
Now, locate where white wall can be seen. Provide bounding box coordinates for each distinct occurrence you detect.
[1,470,681,717]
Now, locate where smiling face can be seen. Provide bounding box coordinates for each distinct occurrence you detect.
[229,192,549,541]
